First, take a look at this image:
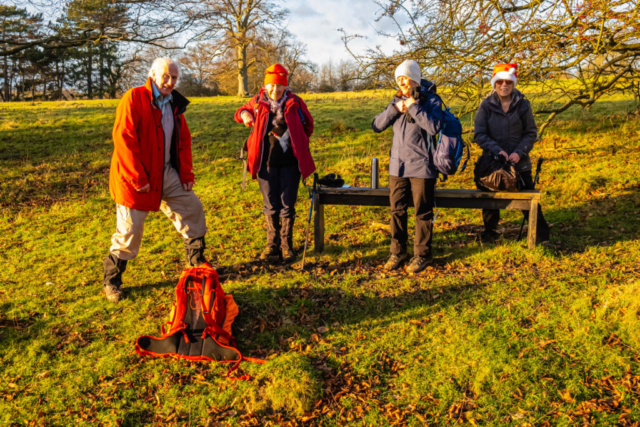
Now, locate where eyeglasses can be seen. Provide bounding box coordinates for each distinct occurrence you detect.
[495,80,513,86]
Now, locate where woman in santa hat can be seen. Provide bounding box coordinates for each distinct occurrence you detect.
[474,63,550,242]
[234,64,316,263]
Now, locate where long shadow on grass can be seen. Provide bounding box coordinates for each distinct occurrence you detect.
[228,278,487,355]
[550,190,640,253]
[462,190,640,254]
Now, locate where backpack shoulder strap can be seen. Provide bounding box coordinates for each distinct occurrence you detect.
[293,94,305,125]
[200,274,233,341]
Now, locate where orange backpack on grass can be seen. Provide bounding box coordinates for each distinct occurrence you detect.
[135,264,263,379]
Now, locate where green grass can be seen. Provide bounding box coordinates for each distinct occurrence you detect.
[1,91,640,426]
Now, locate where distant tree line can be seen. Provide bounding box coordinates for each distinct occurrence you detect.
[1,0,197,101]
[0,0,382,102]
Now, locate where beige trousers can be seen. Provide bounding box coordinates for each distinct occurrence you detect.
[109,165,208,260]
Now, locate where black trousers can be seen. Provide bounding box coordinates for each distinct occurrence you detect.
[389,176,437,257]
[257,165,301,218]
[482,170,550,240]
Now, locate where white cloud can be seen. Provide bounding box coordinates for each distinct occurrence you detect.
[284,0,406,65]
[291,3,321,17]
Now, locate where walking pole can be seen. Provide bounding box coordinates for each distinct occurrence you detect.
[301,173,318,270]
[240,141,248,191]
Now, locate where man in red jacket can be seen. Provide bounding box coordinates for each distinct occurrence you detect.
[103,57,208,302]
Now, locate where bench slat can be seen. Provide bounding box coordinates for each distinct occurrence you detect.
[314,187,540,200]
[319,194,533,210]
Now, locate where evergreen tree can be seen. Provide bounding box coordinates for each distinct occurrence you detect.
[0,6,42,101]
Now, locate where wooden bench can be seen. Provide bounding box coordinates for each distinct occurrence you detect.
[311,187,541,251]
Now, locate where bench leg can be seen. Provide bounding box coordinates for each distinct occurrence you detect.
[314,199,324,253]
[527,200,539,249]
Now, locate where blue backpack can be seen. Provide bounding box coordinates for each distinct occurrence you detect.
[429,95,470,179]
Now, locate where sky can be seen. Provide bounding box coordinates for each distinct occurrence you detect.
[284,0,404,65]
[16,0,404,66]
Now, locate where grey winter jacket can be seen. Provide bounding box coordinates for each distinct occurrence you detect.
[372,81,444,179]
[473,89,537,172]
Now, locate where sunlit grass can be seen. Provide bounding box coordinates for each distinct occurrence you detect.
[1,92,639,425]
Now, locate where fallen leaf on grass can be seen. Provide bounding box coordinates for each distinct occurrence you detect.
[560,389,576,403]
[317,326,328,334]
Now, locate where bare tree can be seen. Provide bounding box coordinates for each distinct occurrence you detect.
[3,0,202,57]
[178,44,221,95]
[345,0,640,134]
[198,0,288,96]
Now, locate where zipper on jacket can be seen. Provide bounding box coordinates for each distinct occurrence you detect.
[173,106,181,176]
[147,91,166,208]
[284,97,304,176]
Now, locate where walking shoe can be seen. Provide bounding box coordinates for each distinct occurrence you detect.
[384,253,410,271]
[104,283,125,303]
[406,255,434,274]
[260,246,281,263]
[103,253,127,303]
[281,247,297,263]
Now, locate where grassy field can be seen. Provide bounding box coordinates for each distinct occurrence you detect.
[1,89,640,426]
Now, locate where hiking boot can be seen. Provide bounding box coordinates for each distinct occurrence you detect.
[103,253,127,303]
[384,253,410,271]
[406,255,433,274]
[260,215,281,263]
[104,283,125,303]
[280,217,297,263]
[184,236,207,267]
[260,245,281,262]
[481,229,500,242]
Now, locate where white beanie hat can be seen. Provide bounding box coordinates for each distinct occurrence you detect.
[394,60,422,85]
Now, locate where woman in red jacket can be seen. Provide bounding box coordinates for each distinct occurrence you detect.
[234,64,315,263]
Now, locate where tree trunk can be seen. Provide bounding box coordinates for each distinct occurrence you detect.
[56,60,60,100]
[2,53,8,102]
[98,44,104,99]
[2,26,9,102]
[236,44,249,97]
[87,45,93,99]
[59,60,64,100]
[42,78,47,101]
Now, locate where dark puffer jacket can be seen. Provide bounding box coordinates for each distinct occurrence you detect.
[473,89,537,172]
[372,79,444,179]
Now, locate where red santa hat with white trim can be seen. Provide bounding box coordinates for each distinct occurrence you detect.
[491,63,518,88]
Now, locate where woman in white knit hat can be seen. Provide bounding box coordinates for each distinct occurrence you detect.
[474,63,550,242]
[372,59,444,273]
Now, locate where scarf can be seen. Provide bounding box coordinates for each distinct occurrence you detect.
[266,88,291,127]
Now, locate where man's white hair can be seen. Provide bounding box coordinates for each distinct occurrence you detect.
[148,57,180,78]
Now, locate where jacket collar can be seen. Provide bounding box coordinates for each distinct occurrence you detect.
[486,88,524,112]
[144,78,190,115]
[257,87,296,110]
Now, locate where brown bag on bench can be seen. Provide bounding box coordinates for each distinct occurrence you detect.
[474,154,523,192]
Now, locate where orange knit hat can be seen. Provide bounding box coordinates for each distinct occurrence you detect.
[491,63,517,88]
[264,63,288,86]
